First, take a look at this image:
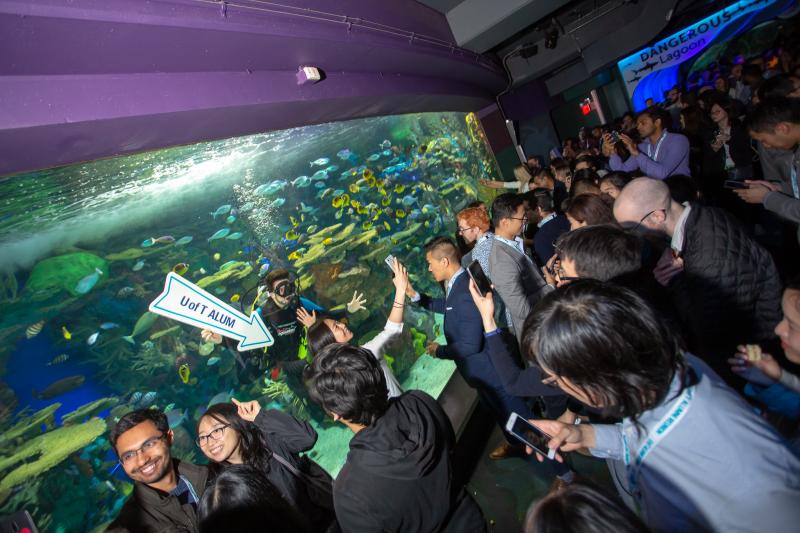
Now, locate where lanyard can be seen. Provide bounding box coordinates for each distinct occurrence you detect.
[792,164,800,199]
[622,385,695,506]
[646,131,668,161]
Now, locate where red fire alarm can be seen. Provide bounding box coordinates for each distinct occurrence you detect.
[580,98,592,115]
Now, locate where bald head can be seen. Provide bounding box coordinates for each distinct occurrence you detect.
[614,178,678,236]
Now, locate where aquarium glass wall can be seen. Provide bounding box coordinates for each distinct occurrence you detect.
[0,111,501,531]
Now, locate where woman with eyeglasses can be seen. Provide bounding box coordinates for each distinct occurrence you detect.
[304,258,409,399]
[196,398,335,531]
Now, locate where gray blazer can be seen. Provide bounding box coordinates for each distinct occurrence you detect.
[488,239,552,345]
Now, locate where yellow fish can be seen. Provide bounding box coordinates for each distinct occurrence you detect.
[383,221,392,231]
[349,183,360,194]
[172,263,189,275]
[290,215,300,227]
[288,250,303,261]
[322,237,333,245]
[362,221,373,230]
[178,364,190,384]
[332,196,344,209]
[381,197,391,207]
[285,229,299,241]
[396,209,406,219]
[62,326,72,340]
[378,187,387,196]
[394,184,405,194]
[307,225,318,234]
[363,169,374,179]
[213,253,221,261]
[230,294,240,303]
[351,199,361,210]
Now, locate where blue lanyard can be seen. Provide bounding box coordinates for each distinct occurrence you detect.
[646,131,668,161]
[791,164,799,199]
[622,386,695,508]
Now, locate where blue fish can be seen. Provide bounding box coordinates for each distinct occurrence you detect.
[75,268,103,295]
[132,260,145,272]
[258,262,271,277]
[87,331,100,345]
[310,157,330,166]
[333,189,345,196]
[401,195,417,207]
[166,408,188,429]
[239,201,255,212]
[130,391,143,404]
[367,153,380,162]
[211,204,232,219]
[299,202,317,214]
[337,149,352,159]
[382,150,392,156]
[176,236,193,245]
[254,180,287,196]
[269,198,286,209]
[226,215,236,224]
[142,391,158,404]
[292,176,312,188]
[311,170,328,180]
[207,357,221,366]
[208,228,230,241]
[141,238,155,248]
[225,232,243,240]
[282,238,298,249]
[380,139,391,149]
[100,322,120,330]
[325,165,339,173]
[314,181,325,189]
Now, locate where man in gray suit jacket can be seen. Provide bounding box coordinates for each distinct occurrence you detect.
[488,193,552,345]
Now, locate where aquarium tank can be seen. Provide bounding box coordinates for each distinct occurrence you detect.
[0,111,502,531]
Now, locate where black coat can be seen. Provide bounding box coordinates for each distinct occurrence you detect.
[108,460,208,533]
[670,204,782,380]
[333,391,485,533]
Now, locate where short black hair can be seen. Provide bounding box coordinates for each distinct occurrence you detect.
[424,236,461,264]
[525,483,648,533]
[664,174,700,203]
[530,188,555,213]
[573,155,596,170]
[571,168,599,185]
[638,106,671,130]
[109,408,169,454]
[746,97,800,132]
[491,193,525,227]
[555,225,641,281]
[521,280,685,421]
[304,343,388,426]
[599,172,630,192]
[198,464,311,533]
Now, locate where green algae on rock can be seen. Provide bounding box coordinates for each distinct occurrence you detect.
[24,253,108,299]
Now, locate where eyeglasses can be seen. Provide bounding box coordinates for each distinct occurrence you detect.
[119,434,166,465]
[457,226,473,235]
[508,215,529,222]
[196,424,230,447]
[623,208,663,233]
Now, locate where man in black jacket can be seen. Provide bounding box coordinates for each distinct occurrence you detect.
[305,343,485,533]
[107,409,208,532]
[614,178,783,384]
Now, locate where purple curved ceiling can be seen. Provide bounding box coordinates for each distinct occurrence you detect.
[0,0,506,176]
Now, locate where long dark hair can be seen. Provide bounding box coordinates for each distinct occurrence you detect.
[306,318,338,359]
[522,280,687,423]
[199,403,272,480]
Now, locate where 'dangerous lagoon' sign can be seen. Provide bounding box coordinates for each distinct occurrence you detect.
[618,0,775,102]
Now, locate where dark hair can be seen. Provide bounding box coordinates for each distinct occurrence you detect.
[599,172,630,192]
[706,94,736,121]
[110,409,169,454]
[759,74,799,99]
[664,174,700,203]
[572,155,596,171]
[638,106,671,131]
[742,63,763,84]
[521,280,685,420]
[424,236,460,264]
[555,225,641,281]
[530,188,555,213]
[304,343,388,426]
[199,403,272,480]
[534,168,555,184]
[264,268,290,288]
[746,97,800,132]
[680,105,710,135]
[491,193,525,227]
[565,194,614,226]
[524,483,649,533]
[306,318,339,359]
[571,168,599,185]
[198,464,310,533]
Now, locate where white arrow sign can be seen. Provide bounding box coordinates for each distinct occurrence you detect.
[149,272,273,351]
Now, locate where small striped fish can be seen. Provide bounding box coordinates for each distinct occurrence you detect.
[26,320,45,339]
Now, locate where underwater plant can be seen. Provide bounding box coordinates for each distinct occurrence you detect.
[262,378,309,421]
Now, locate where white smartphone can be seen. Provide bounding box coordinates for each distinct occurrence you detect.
[384,254,395,270]
[505,412,556,460]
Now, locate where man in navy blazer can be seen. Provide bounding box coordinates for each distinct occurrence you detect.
[407,237,533,459]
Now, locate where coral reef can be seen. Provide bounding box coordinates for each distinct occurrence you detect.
[23,252,108,299]
[0,404,60,450]
[61,397,119,426]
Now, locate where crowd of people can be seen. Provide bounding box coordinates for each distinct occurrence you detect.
[103,49,800,533]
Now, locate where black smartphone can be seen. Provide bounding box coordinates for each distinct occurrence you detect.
[0,510,39,533]
[723,180,748,190]
[505,413,556,460]
[467,260,492,296]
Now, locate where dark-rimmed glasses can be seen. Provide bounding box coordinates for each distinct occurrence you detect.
[623,208,663,233]
[119,434,166,465]
[457,225,474,235]
[196,424,231,447]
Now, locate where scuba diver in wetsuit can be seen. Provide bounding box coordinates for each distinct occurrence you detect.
[201,268,367,384]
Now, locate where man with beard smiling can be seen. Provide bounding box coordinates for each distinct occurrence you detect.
[107,409,208,532]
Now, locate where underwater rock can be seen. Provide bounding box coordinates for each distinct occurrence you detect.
[61,397,119,426]
[24,252,108,299]
[0,417,106,490]
[196,261,253,288]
